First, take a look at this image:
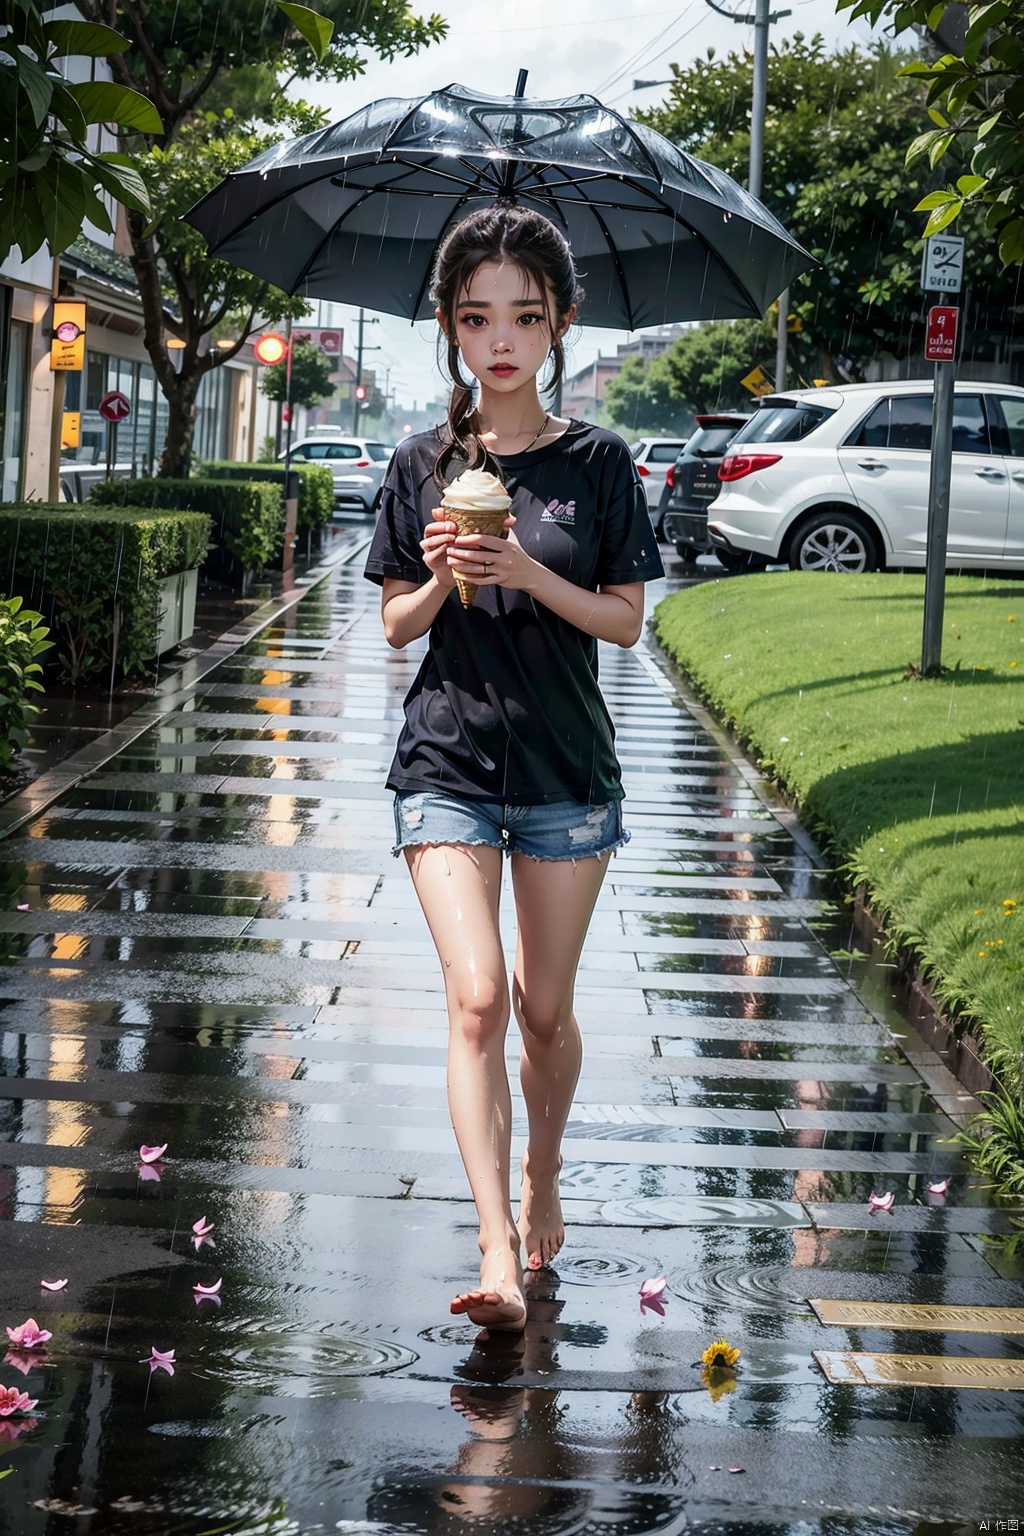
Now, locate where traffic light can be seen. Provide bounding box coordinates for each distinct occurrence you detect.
[355,384,367,400]
[254,333,288,365]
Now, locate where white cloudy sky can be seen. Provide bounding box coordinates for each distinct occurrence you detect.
[299,0,884,413]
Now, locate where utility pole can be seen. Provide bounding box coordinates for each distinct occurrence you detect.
[704,0,791,386]
[351,307,380,432]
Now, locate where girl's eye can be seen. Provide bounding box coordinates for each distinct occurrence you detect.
[461,314,486,327]
[518,313,544,326]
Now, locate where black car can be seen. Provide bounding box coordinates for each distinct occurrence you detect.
[658,413,751,562]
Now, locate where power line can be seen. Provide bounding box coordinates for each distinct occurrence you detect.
[595,0,702,96]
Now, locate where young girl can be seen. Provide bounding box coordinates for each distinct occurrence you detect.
[364,204,664,1331]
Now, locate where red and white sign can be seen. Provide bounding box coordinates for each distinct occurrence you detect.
[925,306,959,363]
[293,327,344,356]
[99,389,131,423]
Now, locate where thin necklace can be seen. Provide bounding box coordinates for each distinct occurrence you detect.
[494,413,549,455]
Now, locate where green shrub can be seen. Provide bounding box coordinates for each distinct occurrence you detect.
[0,595,52,770]
[91,476,282,581]
[0,504,210,684]
[201,460,334,536]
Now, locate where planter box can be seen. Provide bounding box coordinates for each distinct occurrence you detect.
[154,568,198,656]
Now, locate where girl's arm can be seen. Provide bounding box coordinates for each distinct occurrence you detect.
[381,574,451,648]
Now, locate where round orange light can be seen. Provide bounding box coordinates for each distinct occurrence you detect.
[254,333,287,365]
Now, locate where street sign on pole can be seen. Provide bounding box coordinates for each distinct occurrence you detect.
[99,390,131,423]
[921,235,965,294]
[924,306,959,362]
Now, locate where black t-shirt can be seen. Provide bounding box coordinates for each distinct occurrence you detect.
[363,420,664,805]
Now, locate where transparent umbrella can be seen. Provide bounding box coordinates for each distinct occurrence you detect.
[184,72,814,328]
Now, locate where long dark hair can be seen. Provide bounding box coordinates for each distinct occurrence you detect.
[430,203,584,488]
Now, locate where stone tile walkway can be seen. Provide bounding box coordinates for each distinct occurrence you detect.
[1,550,1022,1534]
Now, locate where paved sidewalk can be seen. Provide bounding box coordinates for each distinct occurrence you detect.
[0,551,1022,1534]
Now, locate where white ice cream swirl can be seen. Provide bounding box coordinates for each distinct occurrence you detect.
[441,468,512,512]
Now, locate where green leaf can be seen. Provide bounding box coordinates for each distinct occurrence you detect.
[923,199,963,235]
[929,131,954,169]
[45,19,130,57]
[16,48,54,127]
[926,107,948,128]
[975,112,1002,140]
[998,217,1024,267]
[276,2,334,61]
[956,174,987,196]
[65,81,164,135]
[915,189,958,211]
[89,153,152,215]
[49,82,89,145]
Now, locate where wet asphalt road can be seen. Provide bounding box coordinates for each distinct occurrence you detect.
[0,534,1022,1535]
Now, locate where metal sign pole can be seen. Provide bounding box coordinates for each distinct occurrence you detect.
[919,233,965,677]
[282,315,297,575]
[921,357,956,674]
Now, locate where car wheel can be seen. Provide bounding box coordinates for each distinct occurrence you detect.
[788,511,877,573]
[673,541,699,564]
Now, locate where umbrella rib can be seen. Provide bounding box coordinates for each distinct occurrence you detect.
[563,179,636,331]
[569,168,766,319]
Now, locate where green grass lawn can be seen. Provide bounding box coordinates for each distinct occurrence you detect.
[654,571,1023,1091]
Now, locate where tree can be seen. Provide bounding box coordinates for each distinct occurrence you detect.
[261,337,335,407]
[72,0,447,475]
[0,0,161,261]
[604,321,774,429]
[636,34,1022,379]
[837,1,1024,266]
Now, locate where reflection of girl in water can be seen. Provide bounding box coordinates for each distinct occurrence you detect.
[364,205,663,1332]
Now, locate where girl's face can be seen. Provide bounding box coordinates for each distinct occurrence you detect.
[439,260,570,395]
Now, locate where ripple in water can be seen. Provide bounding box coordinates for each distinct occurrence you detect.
[197,1328,418,1393]
[554,1251,648,1287]
[668,1262,813,1316]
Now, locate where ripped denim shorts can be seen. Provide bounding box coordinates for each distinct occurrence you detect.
[392,791,629,862]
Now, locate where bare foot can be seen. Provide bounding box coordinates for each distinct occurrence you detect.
[451,1240,526,1332]
[518,1151,564,1271]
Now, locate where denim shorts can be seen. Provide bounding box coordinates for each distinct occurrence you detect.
[392,791,629,862]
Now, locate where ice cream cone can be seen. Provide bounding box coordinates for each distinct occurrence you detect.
[447,508,508,607]
[441,469,513,608]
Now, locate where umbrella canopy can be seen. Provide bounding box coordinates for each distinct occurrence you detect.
[184,81,814,330]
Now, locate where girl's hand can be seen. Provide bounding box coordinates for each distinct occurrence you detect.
[447,518,537,592]
[421,508,459,590]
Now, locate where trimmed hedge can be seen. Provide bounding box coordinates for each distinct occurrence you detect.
[91,476,282,584]
[0,503,210,684]
[201,460,334,536]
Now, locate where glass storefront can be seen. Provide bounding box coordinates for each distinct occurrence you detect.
[66,349,169,473]
[0,297,29,502]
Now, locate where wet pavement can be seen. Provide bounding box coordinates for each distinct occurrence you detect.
[1,545,1022,1536]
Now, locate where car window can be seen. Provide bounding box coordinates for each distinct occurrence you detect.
[991,394,1024,458]
[729,401,834,445]
[367,443,391,461]
[325,443,361,459]
[648,443,682,462]
[289,446,310,459]
[850,394,989,454]
[688,426,741,456]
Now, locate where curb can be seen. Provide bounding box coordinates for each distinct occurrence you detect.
[0,534,372,842]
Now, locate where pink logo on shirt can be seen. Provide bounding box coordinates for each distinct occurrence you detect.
[541,498,576,524]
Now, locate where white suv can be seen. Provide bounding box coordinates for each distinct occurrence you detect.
[283,436,392,513]
[707,381,1024,573]
[630,436,691,519]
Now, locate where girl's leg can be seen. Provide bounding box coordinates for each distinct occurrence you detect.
[510,851,611,1270]
[404,843,526,1330]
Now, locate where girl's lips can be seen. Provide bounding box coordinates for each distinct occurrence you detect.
[489,364,517,376]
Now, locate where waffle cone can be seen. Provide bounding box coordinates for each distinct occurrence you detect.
[444,505,509,608]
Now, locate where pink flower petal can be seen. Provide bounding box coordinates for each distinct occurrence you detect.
[39,1279,68,1292]
[16,904,30,912]
[639,1294,667,1318]
[639,1276,667,1300]
[139,1347,175,1377]
[137,1162,162,1182]
[193,1291,222,1309]
[192,1233,215,1253]
[5,1320,52,1349]
[928,1179,949,1196]
[0,1416,37,1442]
[0,1385,38,1416]
[191,1279,222,1297]
[868,1191,895,1213]
[191,1216,214,1237]
[138,1144,167,1164]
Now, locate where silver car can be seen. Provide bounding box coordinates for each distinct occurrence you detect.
[284,436,393,514]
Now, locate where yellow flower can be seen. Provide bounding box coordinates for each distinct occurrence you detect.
[701,1338,742,1370]
[701,1366,737,1402]
[979,950,987,958]
[1010,662,1019,669]
[975,908,985,915]
[1003,899,1017,910]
